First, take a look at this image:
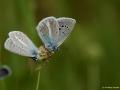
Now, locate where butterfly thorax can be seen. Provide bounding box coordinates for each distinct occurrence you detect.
[38,45,52,60]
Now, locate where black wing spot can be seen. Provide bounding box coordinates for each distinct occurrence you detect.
[59,28,61,30]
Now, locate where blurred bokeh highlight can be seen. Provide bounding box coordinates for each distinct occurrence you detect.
[0,0,120,90]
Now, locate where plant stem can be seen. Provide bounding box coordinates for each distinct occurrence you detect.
[35,70,41,90]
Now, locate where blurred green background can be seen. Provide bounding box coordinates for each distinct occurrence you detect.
[0,0,120,90]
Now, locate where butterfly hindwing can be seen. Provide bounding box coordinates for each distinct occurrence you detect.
[57,17,76,46]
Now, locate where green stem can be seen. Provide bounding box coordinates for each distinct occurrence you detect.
[35,70,41,90]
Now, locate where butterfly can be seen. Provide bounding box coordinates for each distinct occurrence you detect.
[4,16,76,61]
[0,65,11,80]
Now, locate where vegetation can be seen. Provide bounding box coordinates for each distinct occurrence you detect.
[0,0,120,90]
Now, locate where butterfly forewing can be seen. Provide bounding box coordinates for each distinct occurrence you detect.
[57,18,76,46]
[5,31,39,58]
[45,17,59,43]
[36,18,51,46]
[8,31,38,52]
[4,38,36,57]
[36,17,59,51]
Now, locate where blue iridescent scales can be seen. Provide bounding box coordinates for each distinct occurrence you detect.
[4,16,76,61]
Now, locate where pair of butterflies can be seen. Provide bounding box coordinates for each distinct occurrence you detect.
[4,17,76,61]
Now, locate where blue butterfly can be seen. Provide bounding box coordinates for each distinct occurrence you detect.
[4,17,76,61]
[36,17,76,51]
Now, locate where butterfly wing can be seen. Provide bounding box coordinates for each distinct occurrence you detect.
[36,17,59,50]
[4,38,33,57]
[46,17,59,44]
[56,17,76,46]
[4,31,39,58]
[36,17,51,46]
[8,31,38,51]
